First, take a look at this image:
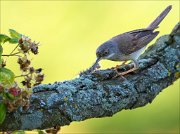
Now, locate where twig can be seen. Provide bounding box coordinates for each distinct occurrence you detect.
[15,73,31,78]
[10,44,19,55]
[2,52,21,57]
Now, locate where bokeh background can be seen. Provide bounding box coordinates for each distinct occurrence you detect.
[0,0,179,133]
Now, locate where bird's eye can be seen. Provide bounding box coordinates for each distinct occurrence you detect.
[104,51,108,55]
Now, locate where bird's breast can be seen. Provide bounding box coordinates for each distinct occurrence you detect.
[105,53,129,61]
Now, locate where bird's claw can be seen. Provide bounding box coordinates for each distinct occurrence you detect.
[113,72,126,79]
[113,67,138,79]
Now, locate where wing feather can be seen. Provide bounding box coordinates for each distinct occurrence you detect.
[111,29,159,55]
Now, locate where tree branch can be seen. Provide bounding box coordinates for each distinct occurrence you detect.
[0,23,180,131]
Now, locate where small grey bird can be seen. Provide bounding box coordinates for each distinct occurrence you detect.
[91,5,172,76]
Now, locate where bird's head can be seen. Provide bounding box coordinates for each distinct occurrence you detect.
[88,41,117,72]
[95,41,116,64]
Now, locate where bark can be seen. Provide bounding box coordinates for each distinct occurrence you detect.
[0,23,180,131]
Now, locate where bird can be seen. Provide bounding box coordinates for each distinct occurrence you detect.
[91,5,172,76]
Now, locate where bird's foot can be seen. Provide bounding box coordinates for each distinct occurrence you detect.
[113,68,125,79]
[113,72,126,79]
[120,67,138,75]
[113,67,138,78]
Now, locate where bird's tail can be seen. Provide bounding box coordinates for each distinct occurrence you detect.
[147,5,172,30]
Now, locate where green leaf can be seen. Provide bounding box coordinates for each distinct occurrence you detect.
[9,38,19,44]
[0,45,3,65]
[0,68,15,87]
[0,34,10,45]
[0,103,6,124]
[0,45,2,55]
[9,29,21,39]
[4,92,15,100]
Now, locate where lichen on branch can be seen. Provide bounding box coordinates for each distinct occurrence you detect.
[0,23,179,131]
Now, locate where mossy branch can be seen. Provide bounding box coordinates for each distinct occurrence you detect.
[0,23,180,131]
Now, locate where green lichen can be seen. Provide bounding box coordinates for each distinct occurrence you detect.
[20,111,43,130]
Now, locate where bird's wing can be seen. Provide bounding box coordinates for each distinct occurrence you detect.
[111,29,159,55]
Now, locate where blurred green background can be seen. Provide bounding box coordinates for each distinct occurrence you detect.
[0,0,179,133]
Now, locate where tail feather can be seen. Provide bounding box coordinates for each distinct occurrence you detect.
[147,5,172,30]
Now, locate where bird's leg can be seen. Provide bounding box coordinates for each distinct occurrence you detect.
[120,60,139,76]
[113,60,139,78]
[115,61,127,68]
[120,66,137,76]
[112,60,127,70]
[112,61,127,78]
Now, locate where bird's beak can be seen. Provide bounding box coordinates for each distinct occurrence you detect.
[90,57,101,69]
[95,57,101,65]
[88,57,101,72]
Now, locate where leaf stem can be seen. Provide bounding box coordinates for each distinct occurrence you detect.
[2,52,21,57]
[15,73,30,78]
[10,44,19,55]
